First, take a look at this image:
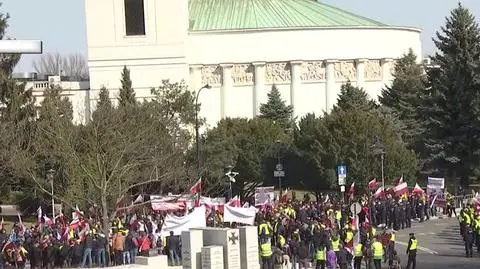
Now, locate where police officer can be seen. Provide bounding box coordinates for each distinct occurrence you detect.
[464,225,474,258]
[315,243,327,269]
[406,233,417,269]
[353,240,363,269]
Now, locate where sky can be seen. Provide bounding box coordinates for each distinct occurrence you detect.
[3,0,480,72]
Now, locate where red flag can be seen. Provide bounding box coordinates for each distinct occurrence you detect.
[368,178,377,190]
[349,182,355,200]
[190,178,202,195]
[228,195,241,207]
[394,182,408,196]
[413,183,424,194]
[280,189,289,203]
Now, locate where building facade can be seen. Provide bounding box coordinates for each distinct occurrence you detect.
[84,0,422,127]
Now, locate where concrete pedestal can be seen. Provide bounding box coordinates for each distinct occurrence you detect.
[135,255,168,266]
[239,226,260,269]
[201,245,224,269]
[182,229,204,269]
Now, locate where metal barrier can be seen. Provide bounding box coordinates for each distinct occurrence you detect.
[452,194,474,208]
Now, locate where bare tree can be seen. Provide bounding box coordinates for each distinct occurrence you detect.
[33,52,89,80]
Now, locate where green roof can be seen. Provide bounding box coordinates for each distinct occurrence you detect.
[188,0,387,32]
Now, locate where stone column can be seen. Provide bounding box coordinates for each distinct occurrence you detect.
[355,59,367,89]
[252,62,265,117]
[290,61,302,119]
[189,65,203,94]
[325,59,337,112]
[220,64,233,118]
[381,58,394,84]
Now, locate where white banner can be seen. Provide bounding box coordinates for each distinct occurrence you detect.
[160,206,206,236]
[255,186,275,206]
[224,205,257,225]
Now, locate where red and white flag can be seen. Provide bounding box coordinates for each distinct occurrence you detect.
[190,178,202,195]
[0,217,4,230]
[368,178,377,190]
[349,182,355,200]
[374,187,384,199]
[43,215,54,226]
[228,195,241,207]
[37,207,43,224]
[413,183,424,194]
[396,175,404,185]
[280,189,289,203]
[394,182,408,196]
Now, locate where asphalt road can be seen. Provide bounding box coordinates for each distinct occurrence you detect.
[392,216,480,269]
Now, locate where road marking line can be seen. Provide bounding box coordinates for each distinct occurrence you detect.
[396,241,439,255]
[427,232,436,235]
[417,233,426,235]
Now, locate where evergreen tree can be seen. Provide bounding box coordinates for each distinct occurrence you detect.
[335,82,376,112]
[118,65,136,106]
[379,49,427,149]
[259,85,294,130]
[423,4,480,184]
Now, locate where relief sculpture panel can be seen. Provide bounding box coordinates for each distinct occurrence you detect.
[301,61,325,81]
[265,62,291,84]
[364,60,382,81]
[201,65,222,86]
[231,64,254,86]
[334,61,357,81]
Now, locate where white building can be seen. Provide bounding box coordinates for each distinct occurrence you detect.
[84,0,422,127]
[13,72,90,124]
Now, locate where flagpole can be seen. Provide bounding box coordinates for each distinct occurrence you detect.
[381,153,385,191]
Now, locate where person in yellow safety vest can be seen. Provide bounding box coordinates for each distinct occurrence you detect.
[372,236,384,269]
[315,244,327,269]
[258,220,271,237]
[405,233,418,269]
[368,226,377,239]
[259,236,273,269]
[353,241,363,269]
[278,234,286,249]
[331,235,341,257]
[345,229,354,245]
[335,209,342,228]
[474,215,480,253]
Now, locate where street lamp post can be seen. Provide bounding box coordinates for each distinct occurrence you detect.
[372,136,386,190]
[47,169,56,219]
[225,165,238,200]
[274,140,285,198]
[195,84,212,174]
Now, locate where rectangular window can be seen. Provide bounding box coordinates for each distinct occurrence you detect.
[124,0,146,36]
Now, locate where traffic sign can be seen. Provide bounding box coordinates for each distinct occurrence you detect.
[338,176,346,186]
[275,163,283,171]
[274,171,285,177]
[337,165,347,177]
[350,202,362,215]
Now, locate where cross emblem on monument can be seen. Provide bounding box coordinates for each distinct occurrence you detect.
[228,231,239,245]
[0,40,42,54]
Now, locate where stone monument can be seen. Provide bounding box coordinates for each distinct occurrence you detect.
[182,229,204,269]
[201,245,224,269]
[196,227,241,269]
[239,226,260,269]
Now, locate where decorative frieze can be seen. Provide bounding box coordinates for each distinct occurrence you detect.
[265,62,291,83]
[364,60,382,81]
[334,61,357,81]
[201,65,222,86]
[301,61,325,81]
[231,64,254,86]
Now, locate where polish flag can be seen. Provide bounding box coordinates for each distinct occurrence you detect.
[394,182,408,196]
[349,182,355,200]
[228,195,241,207]
[43,215,54,226]
[280,189,289,203]
[0,217,4,230]
[396,175,404,185]
[368,178,377,190]
[37,207,42,224]
[413,183,425,194]
[190,178,202,195]
[374,187,385,199]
